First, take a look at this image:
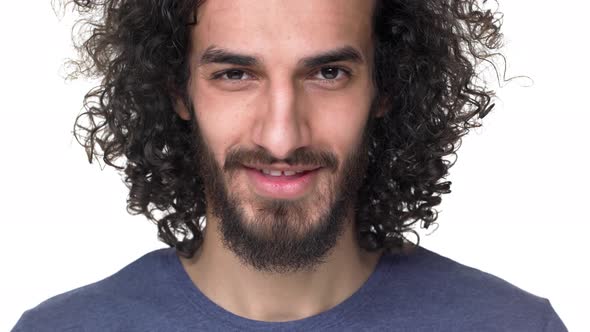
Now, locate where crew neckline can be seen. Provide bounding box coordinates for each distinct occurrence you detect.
[164,248,398,331]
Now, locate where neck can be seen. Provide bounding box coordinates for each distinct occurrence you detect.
[178,213,383,322]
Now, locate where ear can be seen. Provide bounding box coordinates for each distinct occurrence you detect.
[374,106,387,118]
[174,97,192,121]
[372,96,389,118]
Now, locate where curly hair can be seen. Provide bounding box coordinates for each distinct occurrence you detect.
[67,0,504,258]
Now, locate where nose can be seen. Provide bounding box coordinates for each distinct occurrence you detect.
[252,77,310,161]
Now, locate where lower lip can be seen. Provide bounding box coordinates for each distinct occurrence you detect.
[244,166,320,199]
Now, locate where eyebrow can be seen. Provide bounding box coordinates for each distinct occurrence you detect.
[200,46,259,67]
[198,45,364,68]
[299,46,364,67]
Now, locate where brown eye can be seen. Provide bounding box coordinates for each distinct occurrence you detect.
[212,69,254,81]
[312,67,350,81]
[320,67,339,79]
[226,69,246,80]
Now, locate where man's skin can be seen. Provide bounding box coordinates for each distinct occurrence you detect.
[175,0,386,322]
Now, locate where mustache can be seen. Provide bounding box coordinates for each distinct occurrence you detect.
[223,146,339,172]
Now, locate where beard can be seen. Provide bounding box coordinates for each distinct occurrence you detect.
[191,114,374,274]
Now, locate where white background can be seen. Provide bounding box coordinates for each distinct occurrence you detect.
[1,1,588,331]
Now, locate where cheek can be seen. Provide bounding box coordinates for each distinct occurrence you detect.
[191,80,258,157]
[307,88,372,156]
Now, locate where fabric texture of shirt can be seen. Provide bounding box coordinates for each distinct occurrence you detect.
[12,246,568,331]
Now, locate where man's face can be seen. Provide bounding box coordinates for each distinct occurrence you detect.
[184,0,377,273]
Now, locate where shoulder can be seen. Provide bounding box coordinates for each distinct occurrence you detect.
[12,248,176,332]
[374,246,567,331]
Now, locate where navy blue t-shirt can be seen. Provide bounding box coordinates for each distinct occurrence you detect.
[12,246,568,331]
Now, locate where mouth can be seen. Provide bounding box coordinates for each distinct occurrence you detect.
[243,164,322,174]
[242,165,322,199]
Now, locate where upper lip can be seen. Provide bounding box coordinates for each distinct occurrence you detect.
[243,164,322,172]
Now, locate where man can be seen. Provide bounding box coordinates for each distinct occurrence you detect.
[13,0,567,331]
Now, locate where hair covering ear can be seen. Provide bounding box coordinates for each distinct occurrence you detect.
[372,95,389,118]
[174,96,192,121]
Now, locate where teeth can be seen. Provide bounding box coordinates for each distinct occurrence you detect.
[259,169,305,176]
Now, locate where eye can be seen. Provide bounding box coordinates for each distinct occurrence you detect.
[312,67,350,81]
[212,69,254,80]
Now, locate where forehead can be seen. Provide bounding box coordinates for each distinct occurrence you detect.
[193,0,375,61]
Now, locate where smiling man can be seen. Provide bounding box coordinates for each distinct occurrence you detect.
[13,0,567,331]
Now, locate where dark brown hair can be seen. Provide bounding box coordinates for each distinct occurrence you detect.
[68,0,504,257]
